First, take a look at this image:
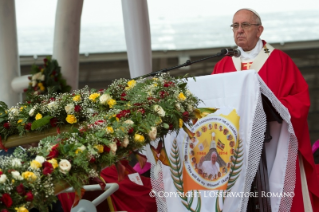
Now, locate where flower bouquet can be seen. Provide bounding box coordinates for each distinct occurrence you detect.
[0,73,200,211]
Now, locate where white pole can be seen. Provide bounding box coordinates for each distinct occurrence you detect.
[121,0,152,78]
[53,0,83,91]
[0,0,21,107]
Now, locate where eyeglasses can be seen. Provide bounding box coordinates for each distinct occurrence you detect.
[230,22,260,30]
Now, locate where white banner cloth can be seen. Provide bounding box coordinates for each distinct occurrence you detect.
[148,70,297,212]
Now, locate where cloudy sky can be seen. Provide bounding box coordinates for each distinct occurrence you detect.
[15,0,319,27]
[14,0,319,55]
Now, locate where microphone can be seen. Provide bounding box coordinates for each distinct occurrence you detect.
[220,48,241,57]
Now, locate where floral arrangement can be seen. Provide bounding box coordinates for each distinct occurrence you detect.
[23,56,71,103]
[0,73,200,211]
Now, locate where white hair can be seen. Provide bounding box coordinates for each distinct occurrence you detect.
[211,151,217,158]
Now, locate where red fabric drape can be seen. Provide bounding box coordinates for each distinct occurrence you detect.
[58,160,157,212]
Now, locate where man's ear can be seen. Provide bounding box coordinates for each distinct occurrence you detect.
[257,25,264,38]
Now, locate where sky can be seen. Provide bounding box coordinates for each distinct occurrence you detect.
[15,0,319,27]
[14,0,319,55]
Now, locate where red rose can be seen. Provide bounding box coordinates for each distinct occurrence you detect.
[28,76,32,80]
[3,122,10,129]
[164,81,175,87]
[0,193,13,208]
[137,108,145,114]
[24,123,32,131]
[116,110,130,119]
[120,92,127,100]
[16,183,26,195]
[52,70,57,76]
[128,127,134,134]
[74,105,81,112]
[169,123,174,130]
[25,191,34,201]
[1,209,9,212]
[42,161,54,175]
[159,91,168,98]
[47,144,59,159]
[182,111,189,121]
[104,145,110,153]
[43,58,48,64]
[50,118,58,127]
[50,97,55,102]
[0,171,3,175]
[89,157,96,163]
[134,103,142,106]
[23,88,28,92]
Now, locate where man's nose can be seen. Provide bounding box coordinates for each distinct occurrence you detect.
[237,25,244,33]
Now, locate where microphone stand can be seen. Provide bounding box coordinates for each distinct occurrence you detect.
[132,50,225,80]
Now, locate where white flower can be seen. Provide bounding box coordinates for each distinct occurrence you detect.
[59,159,72,174]
[11,171,23,180]
[11,158,22,168]
[99,94,111,105]
[175,103,181,111]
[10,108,19,116]
[109,142,117,154]
[186,89,192,96]
[35,156,46,164]
[0,174,8,184]
[78,145,86,152]
[148,127,157,141]
[187,104,194,112]
[122,136,129,147]
[32,72,45,81]
[29,107,36,117]
[47,101,58,110]
[87,108,97,114]
[124,119,134,125]
[153,105,165,117]
[65,103,74,114]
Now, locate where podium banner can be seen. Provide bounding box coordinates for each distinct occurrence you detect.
[148,70,297,212]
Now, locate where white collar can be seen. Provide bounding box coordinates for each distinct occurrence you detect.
[238,39,263,61]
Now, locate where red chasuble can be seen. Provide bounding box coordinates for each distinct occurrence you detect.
[212,42,319,212]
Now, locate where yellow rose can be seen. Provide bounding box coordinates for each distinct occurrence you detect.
[178,92,186,101]
[40,86,45,91]
[66,114,77,124]
[94,144,104,153]
[73,95,81,102]
[134,134,145,143]
[107,99,116,108]
[48,159,58,169]
[106,126,114,134]
[35,113,42,120]
[15,206,29,212]
[125,80,136,90]
[12,179,15,184]
[179,119,183,128]
[30,160,42,169]
[17,119,23,124]
[89,93,100,102]
[37,82,43,87]
[22,171,37,182]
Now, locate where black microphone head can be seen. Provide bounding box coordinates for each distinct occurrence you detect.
[220,48,227,55]
[234,49,241,57]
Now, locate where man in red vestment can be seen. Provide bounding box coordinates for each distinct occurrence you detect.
[212,8,319,212]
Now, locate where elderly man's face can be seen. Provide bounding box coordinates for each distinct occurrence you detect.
[211,154,217,164]
[232,10,263,51]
